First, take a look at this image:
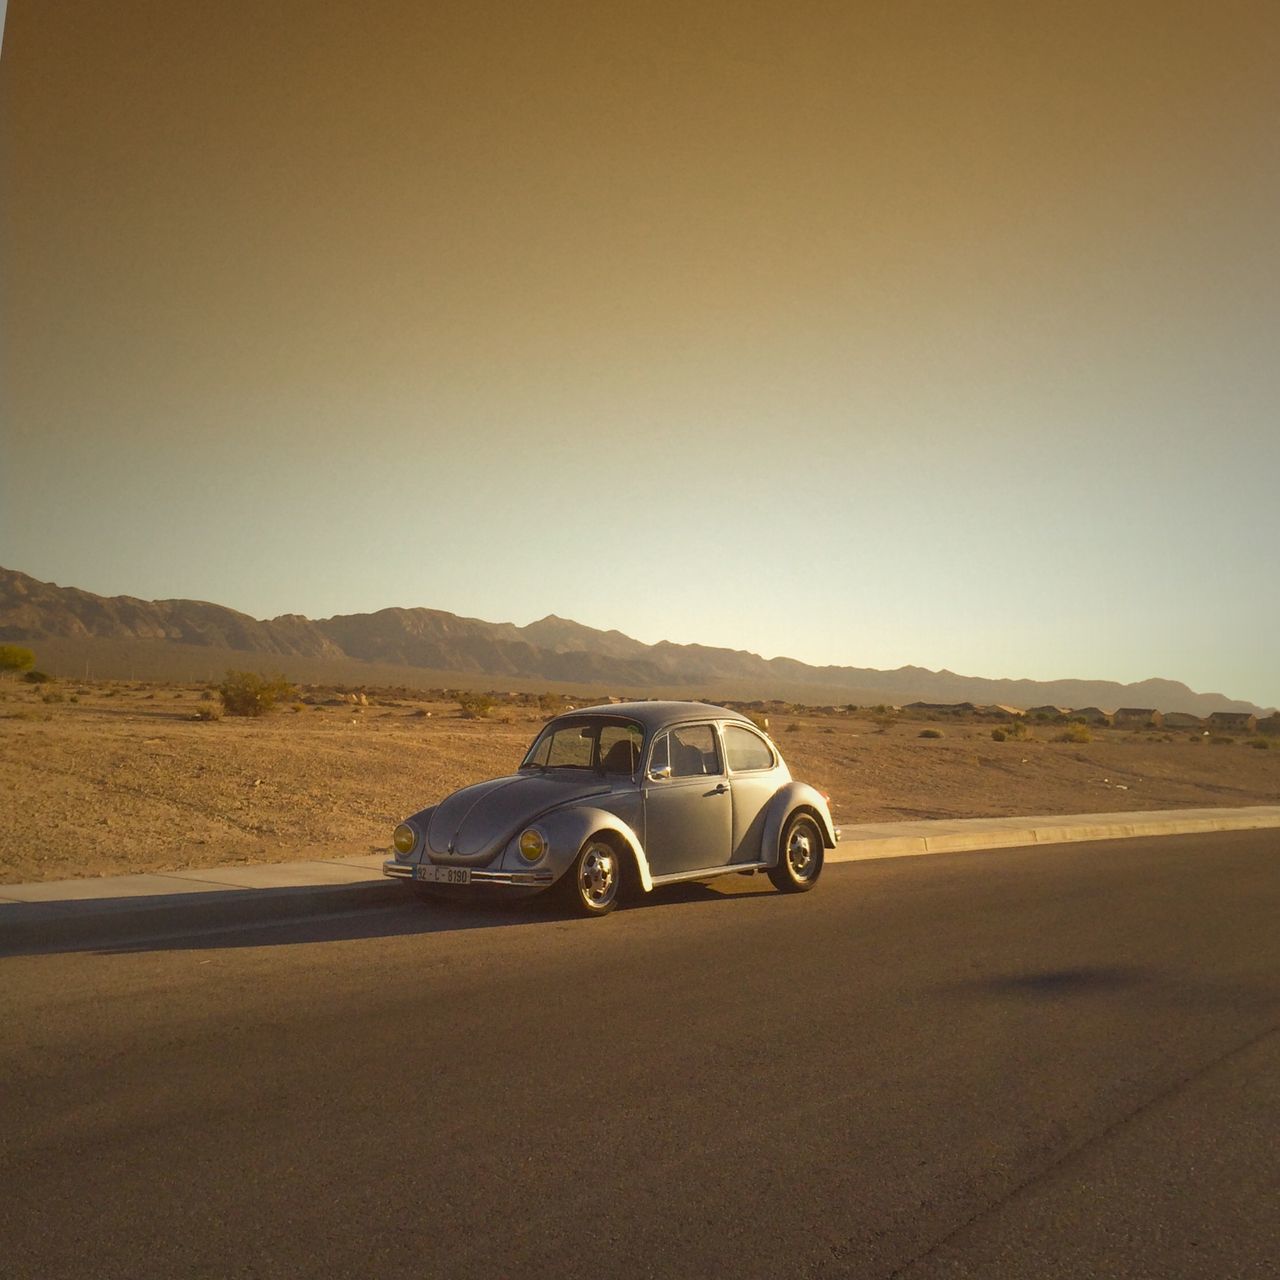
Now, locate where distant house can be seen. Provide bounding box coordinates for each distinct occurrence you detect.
[1258,713,1280,737]
[1207,711,1258,733]
[987,704,1026,719]
[1113,707,1163,729]
[905,701,977,715]
[1162,711,1205,730]
[1069,706,1113,725]
[1027,705,1069,719]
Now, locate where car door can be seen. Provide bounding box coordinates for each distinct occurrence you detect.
[721,723,782,863]
[642,722,733,877]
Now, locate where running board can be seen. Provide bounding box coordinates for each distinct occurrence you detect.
[650,861,769,888]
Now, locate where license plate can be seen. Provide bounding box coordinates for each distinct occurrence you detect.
[414,865,471,885]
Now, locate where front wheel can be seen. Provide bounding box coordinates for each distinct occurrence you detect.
[557,837,621,916]
[768,812,824,894]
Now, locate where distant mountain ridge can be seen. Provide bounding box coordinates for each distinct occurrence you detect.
[0,567,1269,715]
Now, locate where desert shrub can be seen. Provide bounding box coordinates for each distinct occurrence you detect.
[0,644,36,676]
[1055,724,1092,744]
[457,692,495,719]
[21,670,53,684]
[872,714,896,733]
[991,728,1007,742]
[410,707,432,718]
[785,722,801,733]
[291,703,306,713]
[69,694,80,703]
[919,728,943,739]
[1248,737,1271,749]
[1209,735,1234,746]
[1004,719,1030,740]
[200,689,215,702]
[41,691,65,703]
[192,703,222,721]
[218,670,294,717]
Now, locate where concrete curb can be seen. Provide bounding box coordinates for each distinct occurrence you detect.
[3,805,1277,954]
[827,806,1280,862]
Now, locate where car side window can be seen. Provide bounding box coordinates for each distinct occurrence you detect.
[723,724,775,772]
[669,724,722,777]
[599,723,643,773]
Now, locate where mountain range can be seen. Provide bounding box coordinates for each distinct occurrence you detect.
[0,567,1269,715]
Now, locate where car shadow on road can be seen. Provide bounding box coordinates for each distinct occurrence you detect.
[937,966,1150,1000]
[81,875,778,955]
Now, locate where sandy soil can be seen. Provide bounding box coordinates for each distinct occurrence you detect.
[2,682,1277,884]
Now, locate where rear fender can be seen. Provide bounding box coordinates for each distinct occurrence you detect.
[760,784,837,866]
[498,805,652,892]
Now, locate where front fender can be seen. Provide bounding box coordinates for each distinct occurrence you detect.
[401,805,437,863]
[498,805,653,892]
[760,784,837,866]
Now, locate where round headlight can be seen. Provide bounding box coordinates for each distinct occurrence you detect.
[393,823,417,856]
[518,828,546,862]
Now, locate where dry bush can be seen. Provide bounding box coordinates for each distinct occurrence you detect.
[1055,724,1092,744]
[919,728,943,739]
[0,644,36,676]
[192,704,222,722]
[457,692,495,719]
[218,670,294,717]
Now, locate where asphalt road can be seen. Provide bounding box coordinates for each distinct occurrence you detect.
[3,829,1278,1279]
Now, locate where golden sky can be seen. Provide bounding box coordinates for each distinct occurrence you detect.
[2,2,1277,703]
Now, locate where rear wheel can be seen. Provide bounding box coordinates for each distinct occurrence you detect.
[558,837,621,916]
[768,812,824,894]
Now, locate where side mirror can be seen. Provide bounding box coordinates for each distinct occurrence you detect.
[647,764,672,782]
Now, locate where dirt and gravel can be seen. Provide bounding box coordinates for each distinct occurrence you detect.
[2,681,1277,885]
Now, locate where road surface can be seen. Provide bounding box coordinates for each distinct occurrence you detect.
[3,829,1277,1278]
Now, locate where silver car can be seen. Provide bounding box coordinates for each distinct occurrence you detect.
[383,701,839,916]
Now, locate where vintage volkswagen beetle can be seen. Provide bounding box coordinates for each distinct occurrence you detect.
[384,701,839,916]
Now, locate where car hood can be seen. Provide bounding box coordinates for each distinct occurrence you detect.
[426,773,612,858]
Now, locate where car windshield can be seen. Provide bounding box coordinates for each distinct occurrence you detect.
[520,718,645,774]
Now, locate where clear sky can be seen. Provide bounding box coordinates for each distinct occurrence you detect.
[2,2,1277,707]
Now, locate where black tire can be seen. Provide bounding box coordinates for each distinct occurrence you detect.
[768,812,824,894]
[556,837,622,917]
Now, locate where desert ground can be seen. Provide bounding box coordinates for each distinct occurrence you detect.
[1,679,1277,885]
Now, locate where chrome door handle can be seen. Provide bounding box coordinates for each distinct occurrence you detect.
[711,783,729,794]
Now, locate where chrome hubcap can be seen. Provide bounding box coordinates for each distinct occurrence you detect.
[788,826,816,879]
[580,846,616,907]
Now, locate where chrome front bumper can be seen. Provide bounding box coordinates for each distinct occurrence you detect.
[383,859,555,887]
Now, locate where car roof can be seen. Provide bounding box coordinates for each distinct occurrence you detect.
[559,701,756,733]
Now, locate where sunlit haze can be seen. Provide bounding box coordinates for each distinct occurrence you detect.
[2,2,1277,705]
